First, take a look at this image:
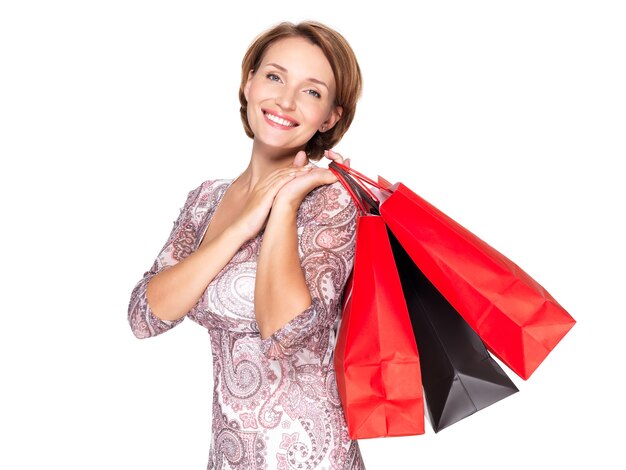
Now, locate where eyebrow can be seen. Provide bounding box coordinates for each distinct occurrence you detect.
[264,62,329,90]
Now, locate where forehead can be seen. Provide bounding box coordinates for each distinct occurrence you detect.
[260,37,336,85]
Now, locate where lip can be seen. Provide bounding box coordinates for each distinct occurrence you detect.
[262,108,300,129]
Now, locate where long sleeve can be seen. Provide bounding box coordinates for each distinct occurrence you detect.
[260,181,357,359]
[128,182,208,339]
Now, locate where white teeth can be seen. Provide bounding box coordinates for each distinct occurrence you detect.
[265,112,296,127]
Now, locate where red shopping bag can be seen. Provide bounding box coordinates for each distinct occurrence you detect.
[331,162,575,380]
[333,171,424,439]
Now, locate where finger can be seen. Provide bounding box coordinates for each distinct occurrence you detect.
[292,150,309,168]
[344,157,351,167]
[257,171,300,201]
[287,168,312,177]
[264,166,310,186]
[273,171,304,193]
[319,168,339,184]
[324,149,345,164]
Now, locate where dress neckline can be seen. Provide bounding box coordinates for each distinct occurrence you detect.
[195,176,240,250]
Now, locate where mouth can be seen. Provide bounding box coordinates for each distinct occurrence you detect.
[262,109,300,128]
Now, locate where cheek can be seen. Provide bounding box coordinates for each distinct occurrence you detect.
[246,78,268,103]
[301,102,331,126]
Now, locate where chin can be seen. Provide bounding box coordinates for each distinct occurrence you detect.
[254,136,310,154]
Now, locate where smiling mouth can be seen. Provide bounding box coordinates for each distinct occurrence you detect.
[263,110,300,127]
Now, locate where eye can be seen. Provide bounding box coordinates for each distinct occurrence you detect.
[306,89,321,99]
[266,73,281,82]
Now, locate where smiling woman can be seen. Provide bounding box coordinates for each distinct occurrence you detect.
[127,21,365,469]
[239,22,362,161]
[243,37,343,157]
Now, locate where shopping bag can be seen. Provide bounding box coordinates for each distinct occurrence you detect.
[332,162,518,433]
[388,229,518,432]
[330,161,575,380]
[332,171,424,439]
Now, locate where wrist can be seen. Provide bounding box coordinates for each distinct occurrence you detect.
[272,196,301,215]
[210,222,253,247]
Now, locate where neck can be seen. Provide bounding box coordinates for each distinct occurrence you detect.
[236,142,304,193]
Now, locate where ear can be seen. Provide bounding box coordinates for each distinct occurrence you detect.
[243,70,254,101]
[319,105,343,133]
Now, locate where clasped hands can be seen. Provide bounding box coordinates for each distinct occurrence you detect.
[273,149,350,210]
[235,149,350,241]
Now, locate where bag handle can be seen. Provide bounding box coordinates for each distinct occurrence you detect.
[329,161,392,196]
[329,162,385,215]
[329,162,380,205]
[330,165,368,215]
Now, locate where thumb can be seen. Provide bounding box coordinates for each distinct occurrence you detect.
[293,150,308,168]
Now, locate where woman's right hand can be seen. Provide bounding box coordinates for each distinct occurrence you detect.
[233,164,312,240]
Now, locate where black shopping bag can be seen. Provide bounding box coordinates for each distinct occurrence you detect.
[388,230,519,432]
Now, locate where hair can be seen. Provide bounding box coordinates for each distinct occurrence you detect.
[239,21,363,161]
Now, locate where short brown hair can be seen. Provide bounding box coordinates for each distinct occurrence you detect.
[239,21,362,161]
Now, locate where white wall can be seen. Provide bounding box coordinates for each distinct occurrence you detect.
[1,1,624,468]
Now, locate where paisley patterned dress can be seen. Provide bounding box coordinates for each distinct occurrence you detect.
[128,175,366,470]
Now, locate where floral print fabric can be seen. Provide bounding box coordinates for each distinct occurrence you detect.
[128,175,365,469]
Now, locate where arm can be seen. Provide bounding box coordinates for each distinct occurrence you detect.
[127,181,250,338]
[254,200,312,340]
[145,223,250,322]
[129,167,309,338]
[255,181,357,358]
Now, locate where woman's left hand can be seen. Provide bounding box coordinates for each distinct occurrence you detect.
[274,149,350,209]
[323,148,351,168]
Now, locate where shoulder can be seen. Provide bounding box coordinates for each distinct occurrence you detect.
[189,178,233,197]
[181,178,234,211]
[299,179,358,227]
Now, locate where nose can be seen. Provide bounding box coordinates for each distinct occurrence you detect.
[275,86,297,111]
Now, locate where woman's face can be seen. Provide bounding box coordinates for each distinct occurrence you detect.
[244,36,342,155]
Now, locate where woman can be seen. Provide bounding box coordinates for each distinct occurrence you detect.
[128,21,365,469]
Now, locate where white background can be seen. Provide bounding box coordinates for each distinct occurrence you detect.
[1,1,624,468]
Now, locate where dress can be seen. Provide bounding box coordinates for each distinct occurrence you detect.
[128,175,366,470]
